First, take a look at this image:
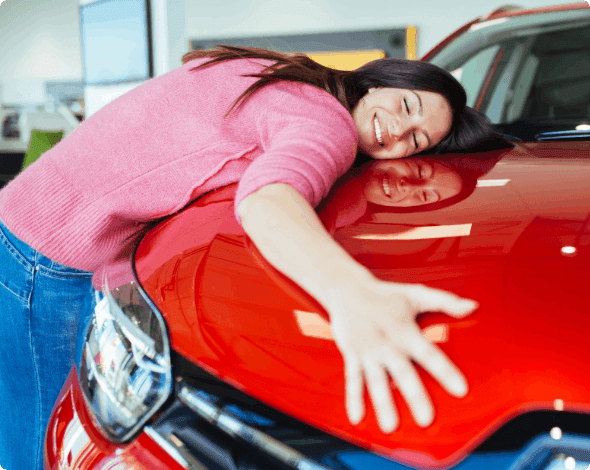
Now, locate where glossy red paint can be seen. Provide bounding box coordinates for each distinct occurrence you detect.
[44,370,185,470]
[129,142,590,468]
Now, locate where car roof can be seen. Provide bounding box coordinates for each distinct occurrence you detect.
[421,2,589,62]
[484,2,588,21]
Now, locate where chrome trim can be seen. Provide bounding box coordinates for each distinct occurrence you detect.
[144,425,210,470]
[177,381,331,470]
[536,130,590,141]
[507,434,590,470]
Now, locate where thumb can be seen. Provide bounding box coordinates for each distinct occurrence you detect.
[407,284,479,318]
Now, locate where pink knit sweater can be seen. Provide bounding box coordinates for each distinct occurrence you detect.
[0,58,358,288]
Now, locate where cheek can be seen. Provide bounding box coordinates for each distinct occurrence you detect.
[363,173,392,204]
[434,172,463,200]
[434,111,454,142]
[370,142,411,160]
[363,178,381,203]
[396,198,416,207]
[391,142,413,159]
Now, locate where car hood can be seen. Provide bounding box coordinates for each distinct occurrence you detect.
[134,142,590,468]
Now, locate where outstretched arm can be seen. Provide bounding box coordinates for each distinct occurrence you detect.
[237,183,477,433]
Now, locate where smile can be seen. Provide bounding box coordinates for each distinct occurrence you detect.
[382,175,392,197]
[374,115,385,147]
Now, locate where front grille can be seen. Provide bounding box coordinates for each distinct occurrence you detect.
[146,352,352,470]
[148,388,332,470]
[146,352,590,470]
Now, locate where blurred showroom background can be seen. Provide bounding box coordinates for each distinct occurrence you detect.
[0,0,574,141]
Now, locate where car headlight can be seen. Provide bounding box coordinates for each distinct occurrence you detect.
[77,280,172,442]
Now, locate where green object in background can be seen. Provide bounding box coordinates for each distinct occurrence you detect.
[22,130,64,170]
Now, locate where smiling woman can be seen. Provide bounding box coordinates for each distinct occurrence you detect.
[353,89,454,159]
[0,44,508,470]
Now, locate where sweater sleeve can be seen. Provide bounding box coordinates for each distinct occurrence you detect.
[233,82,358,224]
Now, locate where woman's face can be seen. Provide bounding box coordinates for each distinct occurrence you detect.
[352,87,453,160]
[359,158,462,207]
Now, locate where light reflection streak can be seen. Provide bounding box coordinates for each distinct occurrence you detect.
[294,310,448,343]
[354,224,472,240]
[477,179,510,187]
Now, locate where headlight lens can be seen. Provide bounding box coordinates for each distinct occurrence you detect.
[77,281,172,442]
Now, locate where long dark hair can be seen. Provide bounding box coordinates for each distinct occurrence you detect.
[182,45,509,157]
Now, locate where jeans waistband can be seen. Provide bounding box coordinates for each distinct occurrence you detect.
[0,218,91,276]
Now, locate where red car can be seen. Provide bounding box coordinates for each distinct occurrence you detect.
[45,3,590,470]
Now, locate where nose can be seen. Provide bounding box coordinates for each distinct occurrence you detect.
[398,176,424,193]
[390,116,413,141]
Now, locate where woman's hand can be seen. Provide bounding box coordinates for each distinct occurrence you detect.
[238,183,477,432]
[326,280,477,433]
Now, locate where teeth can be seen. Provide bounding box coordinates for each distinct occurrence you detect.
[374,116,384,146]
[383,175,391,196]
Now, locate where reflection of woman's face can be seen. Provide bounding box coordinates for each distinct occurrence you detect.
[359,158,462,207]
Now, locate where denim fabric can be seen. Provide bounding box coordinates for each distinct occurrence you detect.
[0,218,95,470]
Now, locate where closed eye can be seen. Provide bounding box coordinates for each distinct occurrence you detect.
[412,162,422,180]
[404,98,410,114]
[413,133,419,151]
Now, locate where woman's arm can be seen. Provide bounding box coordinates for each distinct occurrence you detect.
[238,183,477,433]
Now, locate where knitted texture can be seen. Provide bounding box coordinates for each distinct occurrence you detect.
[0,58,357,288]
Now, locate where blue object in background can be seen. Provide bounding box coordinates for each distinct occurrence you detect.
[323,450,520,470]
[80,0,152,85]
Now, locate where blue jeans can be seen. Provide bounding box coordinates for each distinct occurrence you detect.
[0,218,96,470]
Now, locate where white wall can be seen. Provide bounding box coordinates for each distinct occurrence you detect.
[0,0,83,81]
[184,0,566,59]
[1,0,569,103]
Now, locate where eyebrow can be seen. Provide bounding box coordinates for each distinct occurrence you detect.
[413,91,432,148]
[424,160,440,202]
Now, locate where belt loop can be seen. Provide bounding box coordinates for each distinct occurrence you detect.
[34,250,40,273]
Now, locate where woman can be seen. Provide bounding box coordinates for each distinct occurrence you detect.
[0,46,502,470]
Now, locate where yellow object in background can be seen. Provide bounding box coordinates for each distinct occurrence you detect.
[306,49,386,70]
[406,25,417,60]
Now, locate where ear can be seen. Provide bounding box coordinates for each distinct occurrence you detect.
[368,88,377,94]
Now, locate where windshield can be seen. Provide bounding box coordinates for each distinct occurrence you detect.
[427,9,590,141]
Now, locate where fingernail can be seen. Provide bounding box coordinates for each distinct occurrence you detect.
[381,421,395,434]
[452,378,468,397]
[459,299,478,311]
[348,405,363,425]
[417,410,434,427]
[380,416,397,434]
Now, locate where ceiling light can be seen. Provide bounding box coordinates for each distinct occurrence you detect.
[561,246,576,255]
[564,456,576,470]
[550,427,562,440]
